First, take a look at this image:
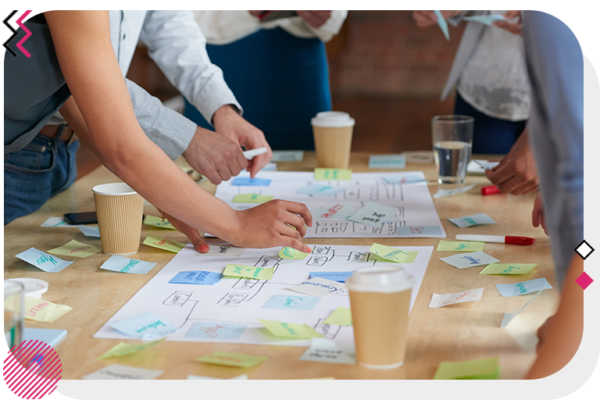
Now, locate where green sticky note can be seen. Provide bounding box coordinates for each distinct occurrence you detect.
[279,247,310,260]
[97,338,165,360]
[369,243,418,263]
[47,240,101,258]
[258,319,324,339]
[224,264,274,280]
[232,193,274,203]
[479,263,537,275]
[436,240,485,252]
[314,168,352,181]
[143,235,186,253]
[323,307,353,326]
[144,215,176,230]
[434,356,500,379]
[196,352,267,368]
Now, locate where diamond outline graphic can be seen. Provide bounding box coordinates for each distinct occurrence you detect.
[575,272,593,290]
[575,240,594,260]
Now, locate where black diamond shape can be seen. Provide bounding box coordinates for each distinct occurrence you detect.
[575,240,595,260]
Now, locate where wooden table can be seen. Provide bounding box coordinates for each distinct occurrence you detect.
[4,152,557,380]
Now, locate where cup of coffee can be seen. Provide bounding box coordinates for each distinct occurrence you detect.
[311,111,355,169]
[345,265,413,369]
[92,183,144,255]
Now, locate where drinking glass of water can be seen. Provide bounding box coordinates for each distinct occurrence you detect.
[4,280,24,350]
[432,115,474,184]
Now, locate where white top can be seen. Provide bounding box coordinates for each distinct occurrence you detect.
[193,10,348,44]
[457,11,531,121]
[311,111,355,128]
[345,266,413,293]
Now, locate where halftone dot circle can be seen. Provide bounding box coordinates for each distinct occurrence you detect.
[3,340,62,399]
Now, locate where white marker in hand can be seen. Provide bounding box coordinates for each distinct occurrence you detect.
[243,147,268,160]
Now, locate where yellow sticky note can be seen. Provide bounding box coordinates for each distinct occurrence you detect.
[196,352,267,368]
[314,168,352,181]
[369,243,417,263]
[434,356,501,379]
[47,240,100,258]
[323,307,353,326]
[436,240,485,252]
[24,296,72,322]
[97,338,165,360]
[279,247,310,260]
[479,263,537,275]
[259,319,324,339]
[232,193,274,203]
[144,215,176,230]
[143,235,185,253]
[224,264,274,280]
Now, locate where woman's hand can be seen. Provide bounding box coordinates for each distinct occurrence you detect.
[161,211,210,254]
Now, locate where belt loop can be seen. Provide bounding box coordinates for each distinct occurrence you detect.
[55,124,66,140]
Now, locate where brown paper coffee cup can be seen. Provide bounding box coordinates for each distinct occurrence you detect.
[92,183,144,255]
[311,112,355,169]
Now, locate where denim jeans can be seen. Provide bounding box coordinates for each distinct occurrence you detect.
[4,134,79,225]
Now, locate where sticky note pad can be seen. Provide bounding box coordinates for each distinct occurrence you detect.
[259,319,324,340]
[434,356,501,379]
[48,240,100,258]
[396,226,442,236]
[314,168,352,181]
[100,255,158,274]
[24,296,72,322]
[287,278,345,297]
[97,338,165,360]
[299,338,356,364]
[279,246,310,260]
[223,264,273,280]
[262,294,320,310]
[480,263,537,275]
[347,202,400,227]
[370,243,417,263]
[169,270,222,285]
[143,235,185,253]
[448,213,496,228]
[383,175,426,184]
[501,289,545,328]
[323,307,352,326]
[15,247,73,273]
[196,352,267,368]
[144,215,176,230]
[310,271,353,283]
[437,240,484,252]
[78,226,100,237]
[440,251,500,269]
[312,203,356,219]
[232,177,272,186]
[369,154,406,168]
[495,278,553,297]
[232,193,274,203]
[429,288,484,308]
[110,312,180,339]
[433,183,476,198]
[297,184,344,196]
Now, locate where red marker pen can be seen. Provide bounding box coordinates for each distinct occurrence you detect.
[456,234,535,245]
[481,185,501,195]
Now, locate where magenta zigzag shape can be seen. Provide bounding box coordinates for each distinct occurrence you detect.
[16,10,32,58]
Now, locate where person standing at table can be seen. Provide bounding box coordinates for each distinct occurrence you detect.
[185,10,347,150]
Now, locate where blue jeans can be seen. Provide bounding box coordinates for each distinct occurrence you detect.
[4,134,79,225]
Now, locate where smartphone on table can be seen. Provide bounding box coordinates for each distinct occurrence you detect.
[63,212,98,225]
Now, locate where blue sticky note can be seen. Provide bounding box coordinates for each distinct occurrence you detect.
[297,184,345,196]
[78,226,100,237]
[434,10,450,40]
[185,322,247,340]
[396,226,443,236]
[15,247,73,273]
[100,255,158,274]
[309,271,353,283]
[347,202,399,227]
[369,155,406,169]
[383,175,426,184]
[110,312,180,339]
[169,271,222,285]
[262,295,321,311]
[495,278,553,297]
[232,177,272,186]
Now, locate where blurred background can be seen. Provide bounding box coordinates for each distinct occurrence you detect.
[77,11,466,177]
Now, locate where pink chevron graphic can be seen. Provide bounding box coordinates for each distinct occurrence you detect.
[15,10,32,58]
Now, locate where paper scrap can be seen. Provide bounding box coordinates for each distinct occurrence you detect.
[434,10,450,40]
[78,226,100,237]
[309,271,353,283]
[448,213,496,228]
[436,240,484,252]
[287,277,346,297]
[262,294,320,310]
[434,356,500,379]
[347,202,400,226]
[495,278,553,297]
[501,289,545,328]
[15,247,73,273]
[258,319,323,340]
[40,217,80,228]
[383,175,427,184]
[82,364,164,380]
[464,14,508,26]
[24,296,72,322]
[97,338,164,360]
[402,151,434,163]
[429,288,484,308]
[440,251,500,269]
[185,322,247,340]
[187,374,248,380]
[110,312,180,339]
[368,154,406,169]
[271,150,304,162]
[369,243,417,263]
[144,215,176,230]
[196,352,267,368]
[48,240,100,258]
[223,264,273,280]
[279,246,310,260]
[312,203,356,219]
[480,263,537,275]
[168,270,222,285]
[297,184,344,196]
[396,226,443,236]
[433,183,476,198]
[143,235,185,253]
[232,177,272,186]
[314,168,352,181]
[100,255,158,274]
[232,193,274,203]
[197,245,245,257]
[467,159,500,174]
[299,338,356,364]
[323,307,353,326]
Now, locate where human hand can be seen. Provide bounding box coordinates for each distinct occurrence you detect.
[232,200,313,251]
[412,10,461,28]
[213,104,272,178]
[536,315,553,353]
[181,125,248,185]
[532,193,549,235]
[161,211,210,253]
[485,130,539,195]
[493,10,522,35]
[296,11,332,29]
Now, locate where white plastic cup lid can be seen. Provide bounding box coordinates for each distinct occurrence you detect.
[92,182,137,196]
[5,278,49,299]
[311,111,355,128]
[345,266,413,293]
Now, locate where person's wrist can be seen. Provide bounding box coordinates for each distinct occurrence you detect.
[212,104,240,126]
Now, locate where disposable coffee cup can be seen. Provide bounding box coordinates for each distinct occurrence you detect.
[346,265,413,369]
[311,111,355,169]
[92,183,144,255]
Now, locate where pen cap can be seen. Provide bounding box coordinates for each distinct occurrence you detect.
[481,186,501,195]
[346,266,413,293]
